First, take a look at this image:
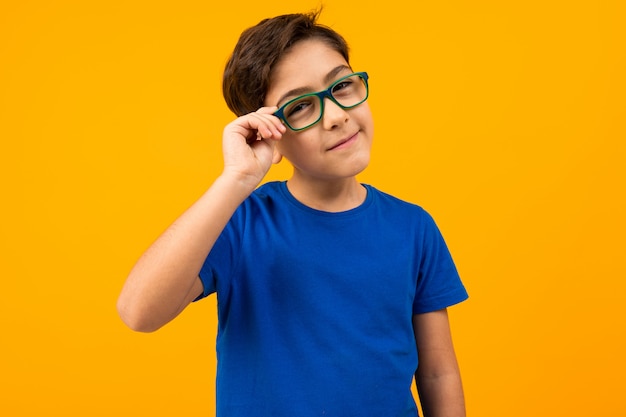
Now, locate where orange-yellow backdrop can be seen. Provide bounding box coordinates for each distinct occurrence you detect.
[2,1,624,415]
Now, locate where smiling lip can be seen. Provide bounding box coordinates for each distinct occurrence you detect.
[328,132,359,151]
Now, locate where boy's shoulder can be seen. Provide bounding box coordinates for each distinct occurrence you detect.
[362,184,428,214]
[254,180,283,195]
[248,181,286,207]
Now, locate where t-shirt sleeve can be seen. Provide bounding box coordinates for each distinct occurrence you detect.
[412,211,468,314]
[194,206,244,301]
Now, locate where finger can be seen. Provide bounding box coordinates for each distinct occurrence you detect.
[227,108,286,145]
[255,106,279,115]
[255,107,287,134]
[247,112,285,139]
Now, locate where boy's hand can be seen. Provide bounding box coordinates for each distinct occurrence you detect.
[221,106,286,190]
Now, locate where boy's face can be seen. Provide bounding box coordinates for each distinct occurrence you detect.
[265,39,374,182]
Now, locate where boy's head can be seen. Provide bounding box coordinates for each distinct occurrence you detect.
[223,11,350,116]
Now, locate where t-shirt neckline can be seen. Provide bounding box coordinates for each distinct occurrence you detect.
[277,180,374,217]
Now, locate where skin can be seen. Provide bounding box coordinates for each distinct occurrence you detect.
[414,310,466,417]
[117,38,465,417]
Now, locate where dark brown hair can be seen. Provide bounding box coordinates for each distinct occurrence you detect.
[223,11,350,116]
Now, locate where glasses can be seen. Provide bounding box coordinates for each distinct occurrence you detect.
[273,72,369,131]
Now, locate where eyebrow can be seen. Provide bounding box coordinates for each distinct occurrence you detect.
[275,65,352,106]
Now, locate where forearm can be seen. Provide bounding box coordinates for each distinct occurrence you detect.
[412,310,466,417]
[117,173,254,332]
[416,370,466,417]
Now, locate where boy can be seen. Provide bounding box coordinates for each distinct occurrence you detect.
[118,11,468,417]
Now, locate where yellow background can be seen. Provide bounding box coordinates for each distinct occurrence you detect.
[2,0,624,415]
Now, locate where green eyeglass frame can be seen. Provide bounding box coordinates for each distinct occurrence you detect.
[273,71,369,131]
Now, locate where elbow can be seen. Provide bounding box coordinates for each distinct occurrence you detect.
[116,296,162,333]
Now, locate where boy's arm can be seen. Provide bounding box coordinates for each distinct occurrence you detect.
[117,107,285,332]
[413,309,466,417]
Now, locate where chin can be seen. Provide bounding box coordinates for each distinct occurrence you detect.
[342,152,371,178]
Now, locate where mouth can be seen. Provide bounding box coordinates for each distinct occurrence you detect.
[327,132,359,151]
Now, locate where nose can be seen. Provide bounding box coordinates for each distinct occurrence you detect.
[321,97,349,130]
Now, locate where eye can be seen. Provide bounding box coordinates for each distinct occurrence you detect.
[286,99,313,117]
[333,79,354,96]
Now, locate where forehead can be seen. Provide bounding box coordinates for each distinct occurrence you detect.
[266,39,350,103]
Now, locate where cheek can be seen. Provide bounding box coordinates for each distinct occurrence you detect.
[275,135,300,160]
[276,134,319,164]
[276,136,292,154]
[357,104,374,129]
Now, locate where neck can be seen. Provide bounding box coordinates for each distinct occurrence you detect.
[286,175,366,213]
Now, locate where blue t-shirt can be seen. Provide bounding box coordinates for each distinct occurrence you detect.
[197,181,468,417]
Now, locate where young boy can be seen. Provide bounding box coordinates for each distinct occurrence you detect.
[118,11,468,417]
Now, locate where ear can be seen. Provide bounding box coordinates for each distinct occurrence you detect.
[272,146,283,164]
